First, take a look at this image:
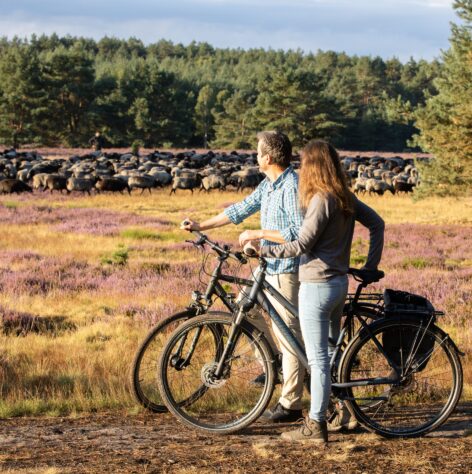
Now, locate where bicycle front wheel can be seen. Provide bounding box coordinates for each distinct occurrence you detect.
[131,309,229,413]
[158,314,276,434]
[339,316,463,438]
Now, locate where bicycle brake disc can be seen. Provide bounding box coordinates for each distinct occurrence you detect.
[201,362,228,388]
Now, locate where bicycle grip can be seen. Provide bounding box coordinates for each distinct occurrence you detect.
[243,242,258,257]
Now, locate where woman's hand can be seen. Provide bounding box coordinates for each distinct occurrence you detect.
[180,218,201,231]
[239,230,263,246]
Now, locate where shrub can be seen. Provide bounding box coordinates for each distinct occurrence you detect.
[400,257,432,269]
[100,245,129,266]
[131,139,144,156]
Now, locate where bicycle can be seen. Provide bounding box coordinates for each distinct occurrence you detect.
[131,231,381,413]
[157,231,463,437]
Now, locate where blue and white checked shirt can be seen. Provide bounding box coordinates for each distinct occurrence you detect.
[224,166,303,275]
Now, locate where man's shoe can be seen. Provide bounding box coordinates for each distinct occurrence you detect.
[327,405,358,432]
[261,402,302,423]
[281,416,328,443]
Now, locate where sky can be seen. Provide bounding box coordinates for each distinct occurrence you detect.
[0,0,457,61]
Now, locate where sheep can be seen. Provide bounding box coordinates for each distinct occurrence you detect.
[2,163,17,178]
[45,174,68,194]
[353,177,367,195]
[16,169,30,182]
[408,169,420,186]
[32,173,49,191]
[381,171,396,186]
[394,180,415,194]
[372,169,384,179]
[365,178,394,196]
[170,175,202,195]
[200,174,227,193]
[0,179,33,194]
[95,177,131,195]
[66,177,95,195]
[26,162,61,180]
[128,175,156,194]
[148,170,172,187]
[229,168,263,192]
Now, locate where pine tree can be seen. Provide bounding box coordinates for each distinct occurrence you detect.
[0,43,44,147]
[40,45,97,145]
[194,85,216,148]
[413,0,472,196]
[212,90,257,149]
[130,61,194,147]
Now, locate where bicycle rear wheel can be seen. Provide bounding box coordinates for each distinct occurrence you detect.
[339,316,463,437]
[131,309,227,413]
[158,314,276,434]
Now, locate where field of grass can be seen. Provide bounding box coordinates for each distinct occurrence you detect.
[0,189,471,416]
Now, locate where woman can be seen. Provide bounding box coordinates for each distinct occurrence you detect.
[257,140,385,443]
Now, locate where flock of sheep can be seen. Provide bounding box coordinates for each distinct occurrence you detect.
[0,148,421,196]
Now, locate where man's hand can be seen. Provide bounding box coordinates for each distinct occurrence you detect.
[239,230,263,246]
[180,218,201,231]
[243,240,260,257]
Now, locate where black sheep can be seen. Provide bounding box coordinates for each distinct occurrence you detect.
[0,179,33,194]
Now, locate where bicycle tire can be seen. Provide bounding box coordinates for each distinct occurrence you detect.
[339,316,463,438]
[131,309,228,413]
[158,313,276,434]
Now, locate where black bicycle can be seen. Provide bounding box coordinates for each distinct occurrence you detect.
[131,231,380,413]
[157,231,463,437]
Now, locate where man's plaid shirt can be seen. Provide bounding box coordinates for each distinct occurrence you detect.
[224,166,303,275]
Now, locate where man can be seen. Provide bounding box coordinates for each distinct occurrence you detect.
[181,130,305,422]
[89,131,104,151]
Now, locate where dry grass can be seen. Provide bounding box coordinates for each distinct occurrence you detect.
[0,469,67,474]
[0,189,470,416]
[358,194,472,225]
[252,442,281,459]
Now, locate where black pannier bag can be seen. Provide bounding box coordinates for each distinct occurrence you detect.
[382,289,436,372]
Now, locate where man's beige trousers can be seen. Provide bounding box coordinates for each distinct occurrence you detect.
[245,272,305,410]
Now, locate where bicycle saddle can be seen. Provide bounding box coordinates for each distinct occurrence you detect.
[348,268,385,284]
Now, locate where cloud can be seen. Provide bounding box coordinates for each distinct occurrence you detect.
[0,0,456,60]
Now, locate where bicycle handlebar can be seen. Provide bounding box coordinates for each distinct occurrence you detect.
[185,227,248,264]
[183,224,384,283]
[242,242,259,258]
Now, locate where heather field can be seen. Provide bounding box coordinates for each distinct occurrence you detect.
[0,189,471,417]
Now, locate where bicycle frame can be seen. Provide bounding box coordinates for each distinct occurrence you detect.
[209,263,395,389]
[185,231,398,390]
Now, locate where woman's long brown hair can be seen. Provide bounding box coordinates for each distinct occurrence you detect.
[299,140,354,215]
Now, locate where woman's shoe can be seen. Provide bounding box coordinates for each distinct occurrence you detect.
[281,416,328,443]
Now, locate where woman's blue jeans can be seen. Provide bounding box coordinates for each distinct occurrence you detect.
[299,275,348,422]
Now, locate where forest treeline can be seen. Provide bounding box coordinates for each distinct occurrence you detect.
[0,35,441,151]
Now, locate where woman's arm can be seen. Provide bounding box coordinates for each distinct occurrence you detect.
[354,196,385,269]
[260,194,330,259]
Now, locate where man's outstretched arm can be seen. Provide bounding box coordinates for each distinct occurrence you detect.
[180,211,231,231]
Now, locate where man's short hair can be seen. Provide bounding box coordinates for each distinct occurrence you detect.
[256,131,292,168]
